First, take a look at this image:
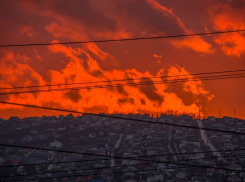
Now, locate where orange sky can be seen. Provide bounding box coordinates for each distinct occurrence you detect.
[0,0,245,119]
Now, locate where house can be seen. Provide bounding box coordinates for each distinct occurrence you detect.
[230,164,242,170]
[89,133,96,137]
[99,131,105,136]
[188,142,200,148]
[147,150,155,155]
[0,157,5,164]
[47,164,61,171]
[208,116,215,122]
[124,180,137,182]
[20,135,33,142]
[31,117,41,126]
[12,159,20,165]
[30,130,38,134]
[122,159,138,165]
[101,169,114,181]
[94,149,106,155]
[239,172,245,178]
[125,134,134,140]
[76,177,82,182]
[157,164,167,169]
[175,171,186,178]
[108,132,117,136]
[69,138,78,142]
[224,143,233,149]
[50,141,63,149]
[57,127,66,131]
[37,134,47,140]
[78,124,87,130]
[147,174,163,182]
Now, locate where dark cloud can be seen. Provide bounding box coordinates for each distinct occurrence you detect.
[117,0,185,36]
[228,0,245,9]
[90,70,104,78]
[117,97,135,104]
[84,105,108,113]
[138,78,164,105]
[1,63,41,89]
[41,101,71,110]
[0,1,54,45]
[64,74,76,83]
[117,84,128,95]
[0,95,10,102]
[164,82,210,112]
[207,0,245,9]
[77,53,105,77]
[63,90,82,103]
[165,82,194,106]
[50,0,118,32]
[140,99,146,105]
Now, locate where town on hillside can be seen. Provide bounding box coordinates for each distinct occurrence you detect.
[0,114,245,182]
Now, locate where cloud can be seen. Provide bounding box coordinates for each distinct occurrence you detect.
[19,26,34,37]
[208,3,245,57]
[0,44,213,118]
[20,0,212,54]
[0,52,44,88]
[0,0,218,118]
[156,60,161,64]
[165,65,214,108]
[34,49,42,60]
[154,54,162,63]
[63,90,82,103]
[153,54,162,59]
[118,0,213,53]
[169,33,213,53]
[0,52,45,109]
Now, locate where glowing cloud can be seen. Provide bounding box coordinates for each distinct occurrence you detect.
[19,26,34,37]
[0,44,213,118]
[208,3,245,57]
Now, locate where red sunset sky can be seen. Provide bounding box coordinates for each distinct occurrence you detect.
[0,0,245,119]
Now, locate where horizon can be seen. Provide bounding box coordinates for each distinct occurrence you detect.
[0,0,245,119]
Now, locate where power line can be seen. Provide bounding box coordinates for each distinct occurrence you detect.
[0,144,244,169]
[1,69,245,90]
[0,143,245,167]
[3,155,245,181]
[2,150,245,179]
[1,72,245,96]
[0,162,172,179]
[0,29,244,48]
[3,160,244,180]
[0,143,241,162]
[0,101,244,135]
[5,161,244,182]
[0,167,198,181]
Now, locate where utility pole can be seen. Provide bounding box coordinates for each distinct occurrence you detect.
[219,110,221,118]
[199,106,201,119]
[234,110,236,118]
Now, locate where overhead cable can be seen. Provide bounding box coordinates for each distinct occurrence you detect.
[0,29,244,48]
[1,69,245,90]
[1,72,245,96]
[5,161,244,182]
[2,151,245,179]
[1,146,245,169]
[0,102,244,135]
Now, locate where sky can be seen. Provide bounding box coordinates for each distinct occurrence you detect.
[0,0,245,119]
